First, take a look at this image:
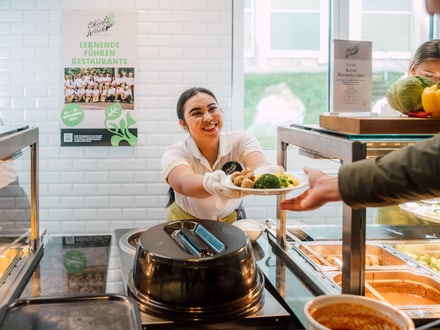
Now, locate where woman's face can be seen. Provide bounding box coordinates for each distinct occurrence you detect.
[410,59,440,83]
[179,92,223,142]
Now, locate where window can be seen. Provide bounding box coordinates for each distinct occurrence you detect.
[240,0,432,149]
[357,0,413,53]
[243,0,254,57]
[270,0,321,52]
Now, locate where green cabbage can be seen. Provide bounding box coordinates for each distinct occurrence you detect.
[386,75,434,114]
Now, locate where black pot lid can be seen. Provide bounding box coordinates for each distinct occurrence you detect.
[137,219,248,260]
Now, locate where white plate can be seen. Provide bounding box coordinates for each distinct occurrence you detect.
[399,201,440,223]
[222,173,308,196]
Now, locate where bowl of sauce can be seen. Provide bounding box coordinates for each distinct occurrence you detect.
[304,294,414,330]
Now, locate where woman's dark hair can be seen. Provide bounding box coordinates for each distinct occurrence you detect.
[176,87,218,121]
[166,87,219,208]
[412,39,440,66]
[166,187,175,208]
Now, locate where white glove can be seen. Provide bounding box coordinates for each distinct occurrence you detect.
[254,165,285,175]
[203,170,247,199]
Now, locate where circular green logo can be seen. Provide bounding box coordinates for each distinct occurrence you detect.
[61,103,84,127]
[63,250,87,274]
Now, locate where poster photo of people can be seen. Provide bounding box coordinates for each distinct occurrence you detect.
[64,67,134,110]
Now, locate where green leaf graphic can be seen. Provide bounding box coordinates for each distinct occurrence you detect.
[105,102,123,120]
[104,103,137,146]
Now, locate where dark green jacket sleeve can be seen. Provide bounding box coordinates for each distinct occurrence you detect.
[339,133,440,208]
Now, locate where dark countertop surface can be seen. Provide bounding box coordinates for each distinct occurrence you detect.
[20,235,112,298]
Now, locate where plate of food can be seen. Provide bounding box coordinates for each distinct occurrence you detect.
[222,168,308,196]
[399,199,440,223]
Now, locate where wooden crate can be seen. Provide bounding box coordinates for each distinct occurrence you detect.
[319,114,440,134]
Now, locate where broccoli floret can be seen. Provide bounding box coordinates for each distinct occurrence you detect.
[254,173,281,189]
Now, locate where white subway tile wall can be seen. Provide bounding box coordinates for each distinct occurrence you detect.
[0,0,363,293]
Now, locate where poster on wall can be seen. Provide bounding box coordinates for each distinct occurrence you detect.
[61,11,137,147]
[331,39,372,113]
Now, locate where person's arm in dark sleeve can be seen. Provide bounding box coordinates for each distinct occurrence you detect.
[339,133,440,208]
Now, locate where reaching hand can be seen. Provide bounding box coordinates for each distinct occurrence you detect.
[280,167,341,211]
[203,170,248,199]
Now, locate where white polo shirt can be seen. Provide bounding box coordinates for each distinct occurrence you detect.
[162,131,262,220]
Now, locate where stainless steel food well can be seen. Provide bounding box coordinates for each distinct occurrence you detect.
[294,242,408,271]
[391,243,440,277]
[331,270,440,320]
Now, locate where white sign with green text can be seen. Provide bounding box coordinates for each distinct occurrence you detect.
[331,39,372,113]
[61,11,137,146]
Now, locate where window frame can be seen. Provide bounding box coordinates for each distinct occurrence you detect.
[233,0,440,132]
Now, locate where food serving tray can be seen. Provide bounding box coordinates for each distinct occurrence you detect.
[388,243,440,278]
[293,242,408,272]
[0,294,142,330]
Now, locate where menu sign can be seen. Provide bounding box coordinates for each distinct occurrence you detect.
[331,39,372,113]
[61,11,138,147]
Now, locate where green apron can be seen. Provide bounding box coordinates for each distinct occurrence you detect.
[167,201,237,224]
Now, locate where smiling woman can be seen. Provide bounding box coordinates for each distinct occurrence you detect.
[161,87,277,223]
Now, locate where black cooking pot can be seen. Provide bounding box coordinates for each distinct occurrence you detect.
[127,219,264,322]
